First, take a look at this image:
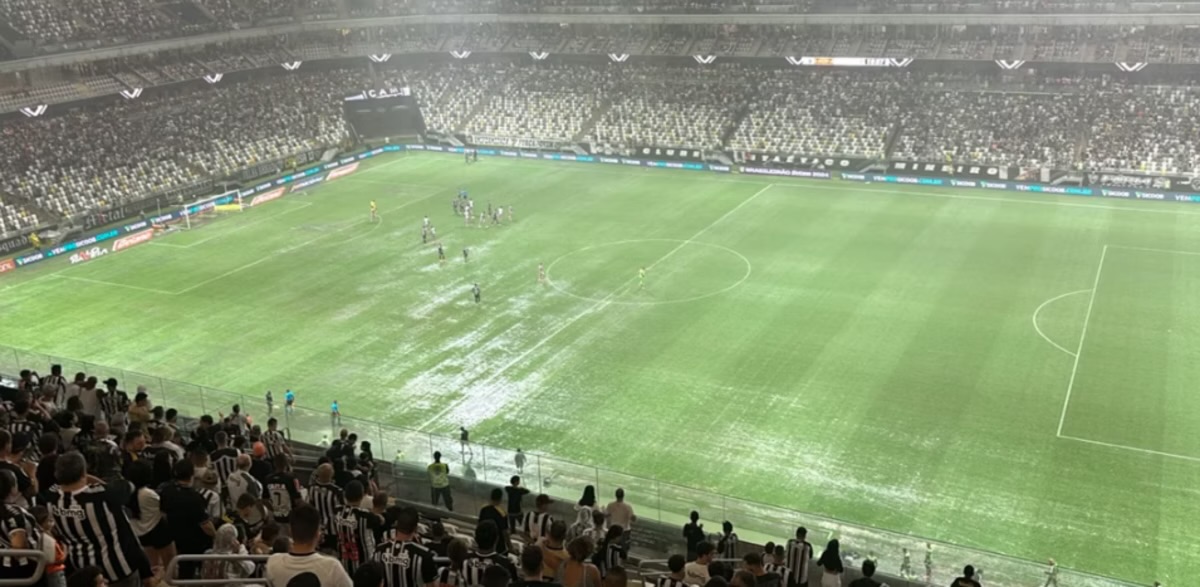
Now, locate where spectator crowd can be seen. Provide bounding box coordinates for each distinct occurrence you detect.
[2,364,956,587]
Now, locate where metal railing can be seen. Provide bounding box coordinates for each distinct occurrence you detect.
[164,554,270,586]
[0,549,47,587]
[0,343,1141,587]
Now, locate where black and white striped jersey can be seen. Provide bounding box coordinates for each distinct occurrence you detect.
[308,482,344,537]
[373,539,439,587]
[48,483,151,582]
[336,505,383,574]
[522,511,552,541]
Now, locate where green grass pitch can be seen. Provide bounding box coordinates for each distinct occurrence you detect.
[3,153,1200,583]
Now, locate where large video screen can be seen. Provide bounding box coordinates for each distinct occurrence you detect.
[342,87,426,138]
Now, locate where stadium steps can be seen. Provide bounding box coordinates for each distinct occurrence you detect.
[882,121,903,160]
[573,98,614,143]
[181,0,219,24]
[718,103,750,149]
[0,189,60,224]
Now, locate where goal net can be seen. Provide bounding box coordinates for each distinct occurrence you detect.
[179,191,242,230]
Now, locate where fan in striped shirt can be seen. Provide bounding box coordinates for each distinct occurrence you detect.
[48,452,155,586]
[336,481,384,576]
[210,432,240,486]
[462,520,517,587]
[308,463,344,549]
[98,383,128,424]
[41,366,67,408]
[264,418,290,461]
[372,506,437,587]
[0,469,42,583]
[656,555,689,587]
[785,527,813,587]
[521,494,553,543]
[7,401,42,462]
[744,552,783,587]
[764,545,790,578]
[596,525,626,578]
[437,537,470,587]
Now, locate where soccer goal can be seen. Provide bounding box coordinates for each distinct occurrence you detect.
[179,190,242,230]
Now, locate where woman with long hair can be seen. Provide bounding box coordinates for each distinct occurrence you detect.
[0,469,44,587]
[151,450,175,488]
[816,539,843,587]
[556,537,601,587]
[578,485,596,509]
[126,461,175,571]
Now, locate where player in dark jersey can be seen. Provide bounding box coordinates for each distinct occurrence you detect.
[472,284,481,304]
[438,244,446,264]
[337,481,383,576]
[463,248,469,263]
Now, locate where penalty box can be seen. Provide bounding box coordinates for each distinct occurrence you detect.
[1058,245,1200,462]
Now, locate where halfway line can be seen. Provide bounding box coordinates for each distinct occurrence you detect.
[1057,245,1108,437]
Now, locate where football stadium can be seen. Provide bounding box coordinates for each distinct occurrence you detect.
[0,4,1198,587]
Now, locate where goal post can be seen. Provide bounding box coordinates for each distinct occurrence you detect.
[180,190,242,230]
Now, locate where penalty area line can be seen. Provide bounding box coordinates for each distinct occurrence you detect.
[170,187,449,295]
[51,274,176,295]
[1058,435,1200,464]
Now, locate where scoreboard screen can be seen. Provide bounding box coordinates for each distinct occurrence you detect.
[342,87,426,138]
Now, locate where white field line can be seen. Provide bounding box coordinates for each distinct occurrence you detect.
[486,157,1200,218]
[1056,245,1108,437]
[171,188,446,295]
[172,159,569,295]
[148,201,314,249]
[0,155,424,292]
[339,177,447,191]
[1059,434,1200,463]
[413,183,776,432]
[51,274,176,295]
[0,264,75,294]
[1031,289,1091,358]
[1106,244,1200,256]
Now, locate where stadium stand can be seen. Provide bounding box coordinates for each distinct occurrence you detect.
[0,69,359,219]
[587,64,752,152]
[1083,86,1200,174]
[8,52,1200,222]
[891,90,1079,169]
[0,2,1197,585]
[465,66,615,145]
[729,71,904,159]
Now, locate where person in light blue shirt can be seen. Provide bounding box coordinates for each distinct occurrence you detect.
[285,389,296,415]
[330,400,340,427]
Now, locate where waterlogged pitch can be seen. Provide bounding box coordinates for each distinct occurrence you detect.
[3,153,1200,584]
